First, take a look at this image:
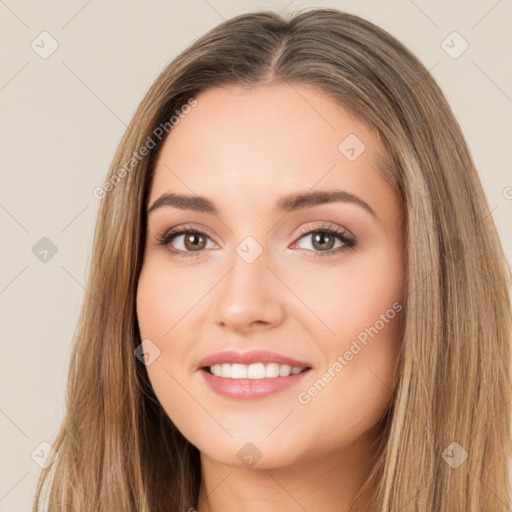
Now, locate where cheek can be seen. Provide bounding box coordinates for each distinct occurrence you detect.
[292,305,401,452]
[136,256,209,347]
[135,258,219,434]
[136,259,196,368]
[289,245,404,342]
[290,247,403,431]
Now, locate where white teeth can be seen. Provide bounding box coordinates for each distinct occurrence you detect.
[279,364,291,377]
[208,363,306,379]
[248,363,266,379]
[266,362,280,378]
[221,363,231,378]
[231,363,247,379]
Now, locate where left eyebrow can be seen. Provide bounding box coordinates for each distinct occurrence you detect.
[147,189,378,220]
[274,189,377,219]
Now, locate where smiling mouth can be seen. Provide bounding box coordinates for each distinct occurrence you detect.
[202,362,311,379]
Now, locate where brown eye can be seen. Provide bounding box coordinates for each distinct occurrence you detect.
[157,227,216,258]
[295,229,345,252]
[168,231,213,253]
[310,232,336,251]
[292,224,357,259]
[182,232,207,251]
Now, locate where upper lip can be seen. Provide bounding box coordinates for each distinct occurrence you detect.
[196,350,313,370]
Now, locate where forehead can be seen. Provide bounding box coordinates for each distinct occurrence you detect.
[149,83,390,214]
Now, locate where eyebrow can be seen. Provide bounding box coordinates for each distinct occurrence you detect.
[147,190,377,219]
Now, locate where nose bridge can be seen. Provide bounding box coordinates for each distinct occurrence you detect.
[225,234,273,300]
[214,233,285,329]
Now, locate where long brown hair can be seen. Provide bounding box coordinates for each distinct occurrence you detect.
[32,8,512,511]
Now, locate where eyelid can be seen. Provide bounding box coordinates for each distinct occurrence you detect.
[289,222,357,258]
[162,223,220,244]
[158,221,352,242]
[293,220,355,239]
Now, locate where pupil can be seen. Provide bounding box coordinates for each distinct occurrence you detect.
[186,234,203,250]
[314,232,333,250]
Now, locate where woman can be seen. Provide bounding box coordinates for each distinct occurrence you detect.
[32,8,511,512]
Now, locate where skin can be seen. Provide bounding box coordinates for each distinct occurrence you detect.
[136,83,405,512]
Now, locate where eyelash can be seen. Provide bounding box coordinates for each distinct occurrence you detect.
[156,223,357,259]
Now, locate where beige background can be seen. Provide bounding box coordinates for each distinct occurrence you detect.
[1,0,511,509]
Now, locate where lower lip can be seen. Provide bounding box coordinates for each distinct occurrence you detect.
[199,368,311,399]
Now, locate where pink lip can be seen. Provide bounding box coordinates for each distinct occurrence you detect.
[196,349,313,400]
[199,368,311,400]
[196,349,312,370]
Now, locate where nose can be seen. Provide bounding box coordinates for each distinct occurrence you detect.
[214,244,286,333]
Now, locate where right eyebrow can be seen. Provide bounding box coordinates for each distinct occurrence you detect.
[147,193,216,215]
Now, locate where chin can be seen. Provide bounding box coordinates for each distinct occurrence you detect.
[197,441,302,470]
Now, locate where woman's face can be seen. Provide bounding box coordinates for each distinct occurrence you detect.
[136,83,405,469]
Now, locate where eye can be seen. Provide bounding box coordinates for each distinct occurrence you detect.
[155,223,357,259]
[156,225,216,258]
[291,224,357,258]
